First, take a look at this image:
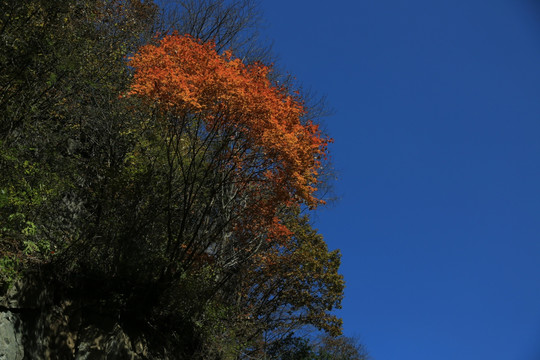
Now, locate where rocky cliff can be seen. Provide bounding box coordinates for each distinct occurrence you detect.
[0,278,165,360]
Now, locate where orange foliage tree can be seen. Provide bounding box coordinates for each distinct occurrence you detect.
[127,33,331,264]
[128,33,329,204]
[125,33,340,352]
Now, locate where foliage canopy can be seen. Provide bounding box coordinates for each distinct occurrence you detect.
[0,0,360,358]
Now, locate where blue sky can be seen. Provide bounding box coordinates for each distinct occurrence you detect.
[260,1,540,359]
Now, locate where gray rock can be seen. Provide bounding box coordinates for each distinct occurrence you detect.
[0,278,161,360]
[0,311,24,360]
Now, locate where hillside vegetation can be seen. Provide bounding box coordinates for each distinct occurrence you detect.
[0,1,367,358]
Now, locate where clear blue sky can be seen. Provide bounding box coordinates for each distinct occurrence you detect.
[261,1,540,359]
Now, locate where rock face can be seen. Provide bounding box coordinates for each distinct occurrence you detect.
[0,311,23,360]
[0,279,157,360]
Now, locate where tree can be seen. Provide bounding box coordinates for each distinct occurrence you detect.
[162,0,265,57]
[0,1,349,358]
[0,0,159,287]
[315,335,370,360]
[124,33,339,355]
[266,335,315,360]
[266,334,369,360]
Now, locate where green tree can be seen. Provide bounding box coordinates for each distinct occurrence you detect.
[0,0,158,285]
[267,335,315,360]
[315,335,369,360]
